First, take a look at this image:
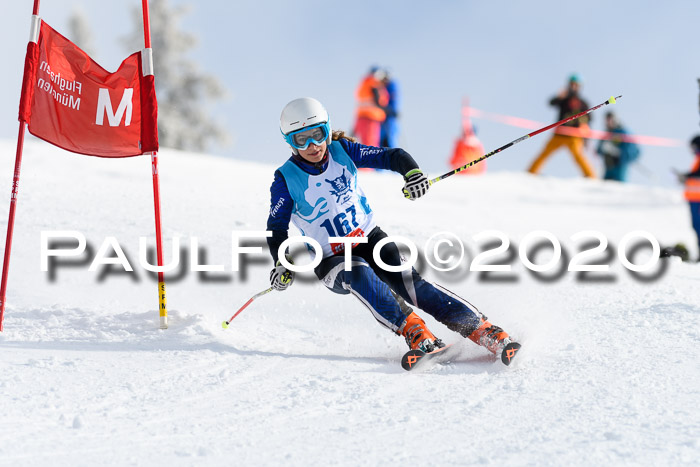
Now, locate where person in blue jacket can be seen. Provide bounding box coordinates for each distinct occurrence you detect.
[380,70,400,148]
[266,97,520,364]
[596,112,640,182]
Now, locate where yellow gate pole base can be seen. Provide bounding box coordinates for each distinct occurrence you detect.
[158,281,168,329]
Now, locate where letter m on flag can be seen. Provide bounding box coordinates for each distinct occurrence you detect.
[96,88,134,127]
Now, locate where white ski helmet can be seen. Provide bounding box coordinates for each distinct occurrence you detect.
[280,97,332,154]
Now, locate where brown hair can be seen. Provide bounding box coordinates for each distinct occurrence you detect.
[331,130,357,143]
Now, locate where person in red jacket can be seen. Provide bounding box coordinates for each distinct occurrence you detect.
[449,100,486,175]
[353,66,389,147]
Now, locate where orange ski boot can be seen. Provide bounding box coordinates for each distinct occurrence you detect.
[468,319,521,365]
[400,312,445,353]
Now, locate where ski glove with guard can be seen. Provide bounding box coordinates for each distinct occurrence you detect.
[270,259,294,291]
[402,169,430,201]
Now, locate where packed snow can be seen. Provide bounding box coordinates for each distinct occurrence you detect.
[0,139,698,466]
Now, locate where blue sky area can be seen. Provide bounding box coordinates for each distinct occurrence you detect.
[1,1,698,186]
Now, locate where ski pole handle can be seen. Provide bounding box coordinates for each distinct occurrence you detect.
[222,287,274,328]
[429,95,621,185]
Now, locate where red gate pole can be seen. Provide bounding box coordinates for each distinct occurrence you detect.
[0,124,27,332]
[142,0,168,329]
[0,0,41,331]
[150,151,168,330]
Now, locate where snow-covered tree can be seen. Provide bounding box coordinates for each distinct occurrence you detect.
[124,0,227,151]
[68,7,96,58]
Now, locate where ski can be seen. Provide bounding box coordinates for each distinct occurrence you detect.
[401,344,455,371]
[401,341,522,371]
[501,341,522,366]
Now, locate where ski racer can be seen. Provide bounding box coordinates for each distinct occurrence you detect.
[266,97,520,364]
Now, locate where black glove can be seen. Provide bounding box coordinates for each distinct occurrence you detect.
[270,259,294,291]
[672,168,688,184]
[402,169,430,201]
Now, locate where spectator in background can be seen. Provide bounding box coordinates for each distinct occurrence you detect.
[449,99,486,175]
[450,129,486,175]
[528,74,596,178]
[677,136,700,261]
[380,70,400,148]
[353,66,389,147]
[595,111,640,182]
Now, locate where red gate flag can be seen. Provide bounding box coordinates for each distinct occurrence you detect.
[19,21,158,157]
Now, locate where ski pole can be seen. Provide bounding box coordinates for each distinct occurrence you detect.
[632,162,659,183]
[429,95,621,185]
[221,287,273,329]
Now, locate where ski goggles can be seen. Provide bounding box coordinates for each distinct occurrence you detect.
[283,122,330,150]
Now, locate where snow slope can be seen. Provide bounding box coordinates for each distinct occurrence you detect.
[0,140,698,466]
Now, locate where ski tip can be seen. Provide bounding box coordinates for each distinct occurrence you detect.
[501,342,522,366]
[401,349,426,371]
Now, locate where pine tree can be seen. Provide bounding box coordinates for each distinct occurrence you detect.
[68,6,96,58]
[124,0,227,151]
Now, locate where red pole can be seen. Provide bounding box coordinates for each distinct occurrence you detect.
[0,0,41,331]
[150,151,168,329]
[0,124,27,331]
[142,0,168,329]
[461,97,474,135]
[142,0,152,48]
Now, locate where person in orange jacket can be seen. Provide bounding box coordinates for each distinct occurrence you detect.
[353,66,389,147]
[678,136,700,261]
[450,131,486,175]
[528,74,596,178]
